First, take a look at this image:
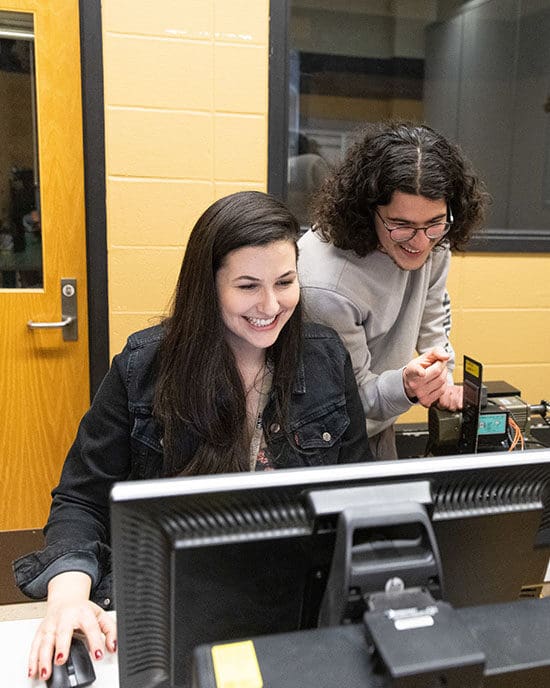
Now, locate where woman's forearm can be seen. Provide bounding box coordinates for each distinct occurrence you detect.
[47,570,92,604]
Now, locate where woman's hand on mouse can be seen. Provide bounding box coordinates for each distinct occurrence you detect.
[27,571,117,681]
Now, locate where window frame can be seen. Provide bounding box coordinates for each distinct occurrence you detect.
[80,0,109,396]
[267,0,550,252]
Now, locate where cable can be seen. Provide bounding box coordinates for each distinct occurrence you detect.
[508,416,524,451]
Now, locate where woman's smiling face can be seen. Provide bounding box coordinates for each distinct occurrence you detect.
[215,240,300,359]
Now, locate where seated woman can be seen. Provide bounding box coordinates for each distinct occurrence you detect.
[14,190,372,681]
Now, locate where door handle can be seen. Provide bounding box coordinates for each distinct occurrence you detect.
[27,278,78,341]
[28,316,74,329]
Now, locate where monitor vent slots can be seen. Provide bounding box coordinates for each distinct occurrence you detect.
[160,492,310,545]
[116,508,171,683]
[431,469,549,519]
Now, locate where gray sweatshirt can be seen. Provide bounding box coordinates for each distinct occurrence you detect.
[298,229,454,437]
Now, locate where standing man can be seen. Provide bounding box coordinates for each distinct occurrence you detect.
[298,122,489,459]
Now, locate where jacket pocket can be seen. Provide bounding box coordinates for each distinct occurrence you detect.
[291,403,350,451]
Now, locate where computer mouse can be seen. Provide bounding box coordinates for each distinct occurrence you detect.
[46,636,96,688]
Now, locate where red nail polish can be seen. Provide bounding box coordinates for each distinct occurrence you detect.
[28,668,33,678]
[94,649,103,660]
[41,668,47,678]
[56,653,64,662]
[113,640,117,652]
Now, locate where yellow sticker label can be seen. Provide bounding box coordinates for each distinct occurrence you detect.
[211,640,263,688]
[465,359,481,378]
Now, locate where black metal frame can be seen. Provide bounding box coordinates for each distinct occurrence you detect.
[267,0,290,201]
[79,0,109,398]
[267,0,550,253]
[466,228,550,252]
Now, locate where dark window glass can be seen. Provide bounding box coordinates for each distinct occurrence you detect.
[283,0,550,249]
[0,11,41,288]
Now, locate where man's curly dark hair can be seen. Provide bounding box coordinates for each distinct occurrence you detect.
[312,121,490,257]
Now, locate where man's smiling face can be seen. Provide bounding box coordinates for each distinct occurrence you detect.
[374,191,448,271]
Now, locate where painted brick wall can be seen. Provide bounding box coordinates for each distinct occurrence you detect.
[101,0,269,354]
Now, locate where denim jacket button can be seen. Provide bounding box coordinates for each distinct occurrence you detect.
[270,423,280,434]
[322,432,331,442]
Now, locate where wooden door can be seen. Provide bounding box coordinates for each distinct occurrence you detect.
[0,0,89,530]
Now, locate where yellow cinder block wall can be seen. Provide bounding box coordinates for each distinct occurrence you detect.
[401,252,550,424]
[101,0,550,413]
[101,0,269,354]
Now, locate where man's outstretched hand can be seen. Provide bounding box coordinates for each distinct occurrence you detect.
[403,347,452,408]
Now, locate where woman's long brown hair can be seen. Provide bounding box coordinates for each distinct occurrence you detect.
[154,191,302,476]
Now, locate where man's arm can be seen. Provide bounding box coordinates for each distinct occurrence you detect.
[300,285,415,436]
[416,249,462,411]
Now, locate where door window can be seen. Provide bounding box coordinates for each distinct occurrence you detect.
[0,11,42,289]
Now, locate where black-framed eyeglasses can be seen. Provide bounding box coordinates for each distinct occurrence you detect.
[374,207,454,243]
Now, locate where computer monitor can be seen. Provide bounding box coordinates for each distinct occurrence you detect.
[111,449,550,688]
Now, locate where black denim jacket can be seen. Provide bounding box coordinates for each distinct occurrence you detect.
[13,322,371,606]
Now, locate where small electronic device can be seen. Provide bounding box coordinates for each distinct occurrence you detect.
[458,356,483,454]
[427,357,550,455]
